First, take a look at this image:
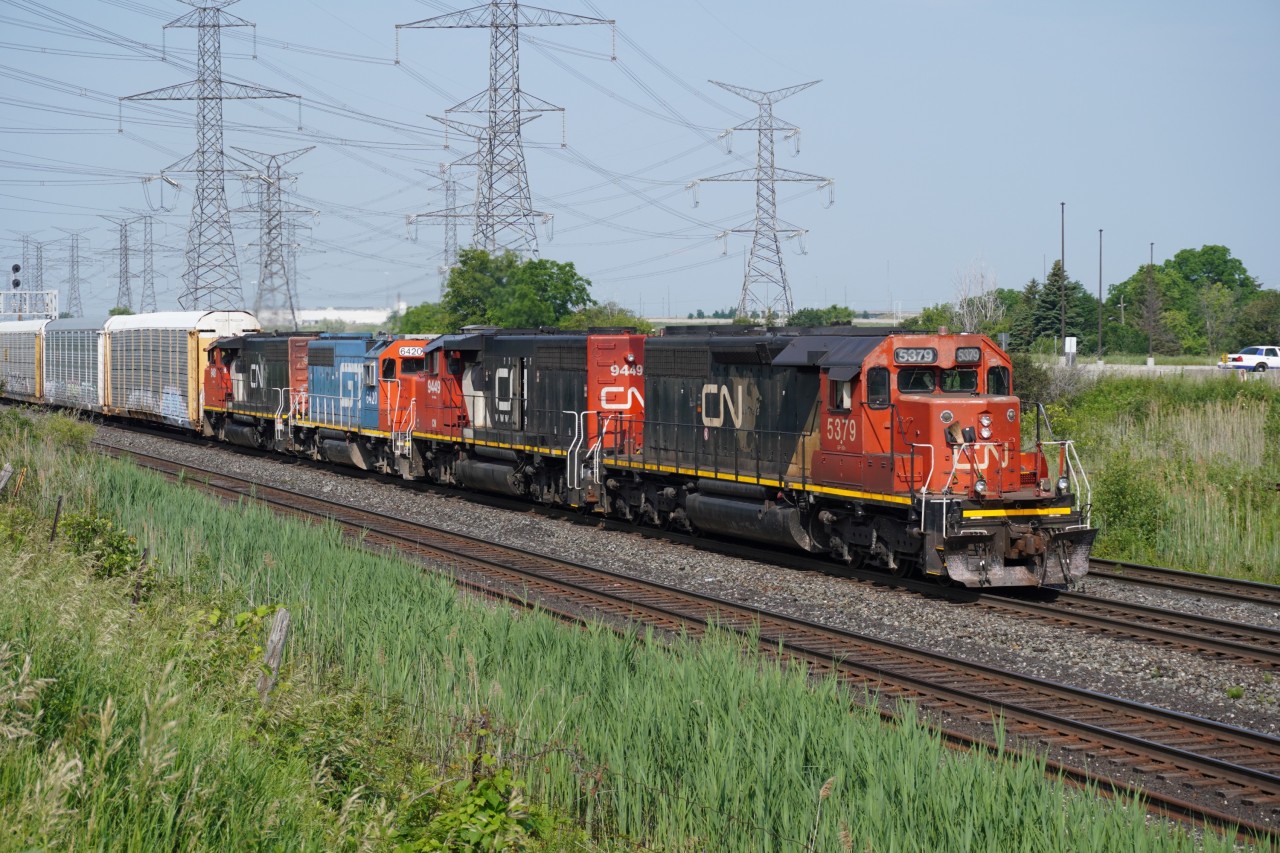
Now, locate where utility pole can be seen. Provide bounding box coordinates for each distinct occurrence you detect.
[1059,201,1065,357]
[396,1,614,258]
[1097,228,1103,363]
[1146,241,1155,365]
[123,0,297,312]
[696,80,832,320]
[233,146,314,328]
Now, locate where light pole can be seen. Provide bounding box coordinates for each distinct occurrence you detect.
[1152,244,1162,366]
[1097,229,1103,363]
[1060,202,1066,358]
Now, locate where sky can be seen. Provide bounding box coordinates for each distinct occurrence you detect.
[1,0,1277,321]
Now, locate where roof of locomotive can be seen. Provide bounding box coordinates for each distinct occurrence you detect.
[649,325,892,374]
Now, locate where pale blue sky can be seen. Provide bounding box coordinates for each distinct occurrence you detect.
[1,0,1276,319]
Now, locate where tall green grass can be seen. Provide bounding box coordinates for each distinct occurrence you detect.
[1050,376,1280,582]
[4,428,1254,849]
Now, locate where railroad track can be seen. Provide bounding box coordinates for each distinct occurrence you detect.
[1090,557,1280,607]
[96,443,1280,842]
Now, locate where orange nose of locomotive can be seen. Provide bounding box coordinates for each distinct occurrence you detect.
[928,399,1023,497]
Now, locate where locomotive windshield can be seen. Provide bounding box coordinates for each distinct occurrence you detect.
[897,366,979,394]
[939,368,978,393]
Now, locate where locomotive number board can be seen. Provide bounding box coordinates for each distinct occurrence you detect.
[893,347,937,364]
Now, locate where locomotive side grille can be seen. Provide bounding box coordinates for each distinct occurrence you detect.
[711,345,771,365]
[647,346,709,377]
[264,341,290,363]
[537,344,587,372]
[308,347,334,367]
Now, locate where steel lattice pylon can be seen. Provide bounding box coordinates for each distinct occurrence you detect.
[103,217,136,312]
[54,229,89,317]
[698,81,832,321]
[233,146,313,329]
[397,2,613,258]
[123,0,296,312]
[408,162,474,292]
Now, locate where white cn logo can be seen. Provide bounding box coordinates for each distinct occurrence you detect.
[700,383,742,428]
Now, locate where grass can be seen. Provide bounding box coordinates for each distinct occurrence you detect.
[1047,375,1280,583]
[0,409,1268,851]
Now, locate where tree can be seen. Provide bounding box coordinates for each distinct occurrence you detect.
[1231,290,1280,346]
[108,306,134,316]
[1005,262,1096,353]
[787,304,855,327]
[435,249,594,331]
[951,260,1005,333]
[560,301,654,334]
[394,301,450,335]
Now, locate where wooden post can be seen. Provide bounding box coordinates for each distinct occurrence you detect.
[49,495,63,543]
[256,608,291,706]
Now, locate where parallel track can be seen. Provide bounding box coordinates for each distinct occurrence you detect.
[97,443,1280,842]
[1089,557,1280,607]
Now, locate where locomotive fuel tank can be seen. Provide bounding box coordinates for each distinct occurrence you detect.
[683,492,814,551]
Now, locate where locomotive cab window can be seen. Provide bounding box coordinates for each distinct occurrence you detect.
[897,367,935,393]
[867,366,890,409]
[829,379,852,411]
[362,362,377,386]
[425,352,438,375]
[401,357,425,375]
[381,358,396,380]
[939,368,978,393]
[987,365,1010,395]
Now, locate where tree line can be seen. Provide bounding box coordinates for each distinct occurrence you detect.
[394,244,1277,357]
[905,245,1277,356]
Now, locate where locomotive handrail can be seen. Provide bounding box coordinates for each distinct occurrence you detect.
[1039,439,1092,524]
[563,409,583,490]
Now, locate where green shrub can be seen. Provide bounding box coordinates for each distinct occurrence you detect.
[41,414,94,452]
[61,513,142,579]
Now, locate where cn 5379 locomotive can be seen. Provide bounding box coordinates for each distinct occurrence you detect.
[0,312,1095,589]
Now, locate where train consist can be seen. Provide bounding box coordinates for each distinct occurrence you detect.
[0,311,1096,588]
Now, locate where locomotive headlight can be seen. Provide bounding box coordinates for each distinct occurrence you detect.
[1007,408,1016,422]
[979,427,992,440]
[974,478,987,497]
[1056,476,1070,494]
[978,413,992,427]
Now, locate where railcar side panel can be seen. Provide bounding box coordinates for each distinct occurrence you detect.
[0,320,49,403]
[43,319,105,411]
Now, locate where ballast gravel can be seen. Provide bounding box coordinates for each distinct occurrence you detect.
[92,425,1280,741]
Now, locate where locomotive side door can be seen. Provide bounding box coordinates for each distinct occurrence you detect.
[812,366,865,488]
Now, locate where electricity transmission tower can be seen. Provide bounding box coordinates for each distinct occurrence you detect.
[233,146,314,328]
[408,163,473,291]
[697,80,832,320]
[396,1,613,258]
[123,211,163,312]
[55,229,91,317]
[103,217,138,312]
[123,0,297,312]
